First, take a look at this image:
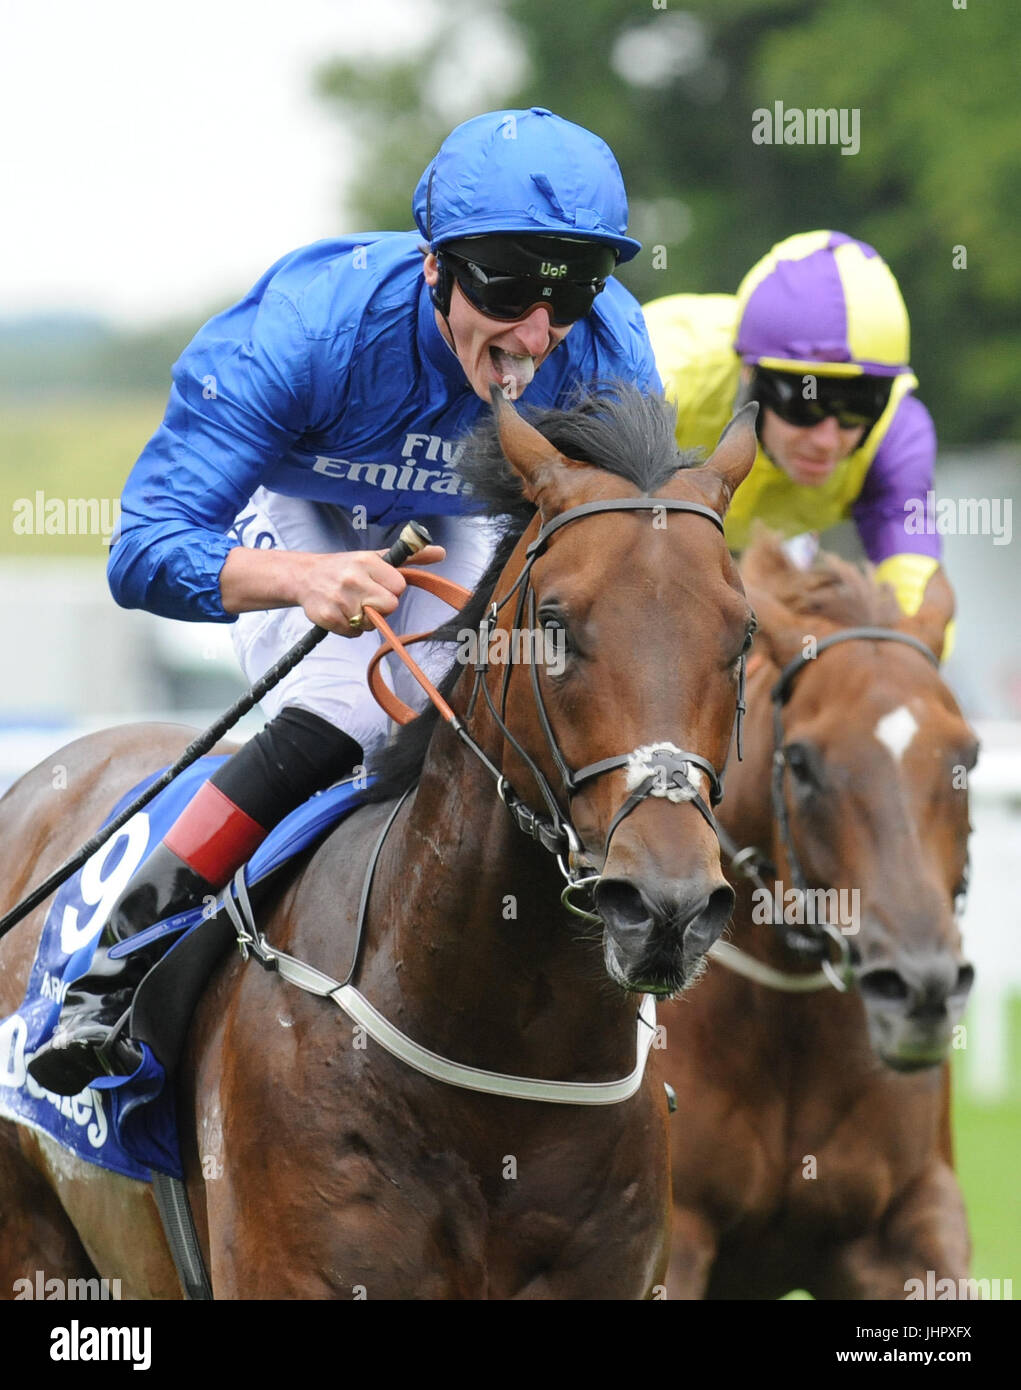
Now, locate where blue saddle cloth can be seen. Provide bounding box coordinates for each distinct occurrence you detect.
[0,758,367,1181]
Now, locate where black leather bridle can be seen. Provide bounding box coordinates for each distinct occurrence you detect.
[721,626,940,965]
[450,496,748,913]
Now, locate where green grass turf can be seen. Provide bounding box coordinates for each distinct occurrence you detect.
[949,995,1021,1293]
[0,395,166,557]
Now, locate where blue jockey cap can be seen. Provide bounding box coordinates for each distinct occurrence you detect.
[413,107,642,264]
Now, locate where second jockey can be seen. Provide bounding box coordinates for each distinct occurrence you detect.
[29,106,660,1096]
[644,230,944,619]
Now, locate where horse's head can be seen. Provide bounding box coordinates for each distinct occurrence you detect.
[473,387,756,996]
[741,538,977,1069]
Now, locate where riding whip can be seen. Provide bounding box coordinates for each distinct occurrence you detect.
[0,521,433,941]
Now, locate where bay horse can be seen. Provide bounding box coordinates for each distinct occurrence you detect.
[660,534,977,1300]
[0,388,756,1300]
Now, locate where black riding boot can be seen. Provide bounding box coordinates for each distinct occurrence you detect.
[27,707,362,1097]
[27,844,214,1096]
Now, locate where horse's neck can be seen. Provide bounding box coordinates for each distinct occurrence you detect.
[364,716,642,1080]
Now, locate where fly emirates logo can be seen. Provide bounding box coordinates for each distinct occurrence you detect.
[312,433,470,497]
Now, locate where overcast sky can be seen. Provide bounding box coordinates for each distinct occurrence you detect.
[0,0,444,326]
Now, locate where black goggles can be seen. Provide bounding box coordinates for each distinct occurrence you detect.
[443,252,607,326]
[753,368,893,432]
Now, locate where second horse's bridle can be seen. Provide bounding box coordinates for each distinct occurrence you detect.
[717,625,941,989]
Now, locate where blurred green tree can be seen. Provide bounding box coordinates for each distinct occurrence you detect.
[316,0,1020,444]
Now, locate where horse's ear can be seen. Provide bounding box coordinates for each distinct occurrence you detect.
[896,565,956,661]
[702,402,758,511]
[490,386,568,501]
[739,523,795,590]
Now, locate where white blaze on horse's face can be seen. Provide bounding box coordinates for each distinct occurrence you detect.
[873,704,920,763]
[854,691,976,1071]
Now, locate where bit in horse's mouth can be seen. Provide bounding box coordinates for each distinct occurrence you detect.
[610,946,704,1000]
[630,979,683,999]
[881,1051,948,1073]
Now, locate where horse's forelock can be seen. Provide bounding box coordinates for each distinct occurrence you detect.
[366,387,700,803]
[742,532,902,631]
[456,386,699,514]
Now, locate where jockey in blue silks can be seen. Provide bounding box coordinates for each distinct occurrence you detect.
[30,106,661,1096]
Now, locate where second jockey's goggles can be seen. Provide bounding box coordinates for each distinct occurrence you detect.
[753,367,892,432]
[440,235,618,325]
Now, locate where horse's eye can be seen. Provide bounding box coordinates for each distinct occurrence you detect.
[537,607,573,670]
[726,627,754,673]
[960,742,980,774]
[784,743,817,786]
[731,618,757,669]
[953,862,970,915]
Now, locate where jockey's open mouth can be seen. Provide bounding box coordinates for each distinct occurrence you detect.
[489,346,537,396]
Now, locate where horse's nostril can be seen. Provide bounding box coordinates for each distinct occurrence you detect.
[708,883,735,925]
[594,879,651,932]
[953,963,976,998]
[682,885,735,954]
[859,969,910,1004]
[860,959,973,1017]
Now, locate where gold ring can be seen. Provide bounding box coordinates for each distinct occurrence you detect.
[348,611,364,631]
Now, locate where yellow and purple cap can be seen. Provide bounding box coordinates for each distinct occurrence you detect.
[735,231,911,378]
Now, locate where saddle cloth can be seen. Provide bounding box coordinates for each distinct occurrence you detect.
[0,759,367,1180]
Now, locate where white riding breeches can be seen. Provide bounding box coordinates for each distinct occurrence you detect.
[229,488,502,757]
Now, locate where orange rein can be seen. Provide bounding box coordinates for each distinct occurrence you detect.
[363,568,473,726]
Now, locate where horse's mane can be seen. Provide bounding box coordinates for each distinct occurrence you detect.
[364,386,698,802]
[740,528,902,629]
